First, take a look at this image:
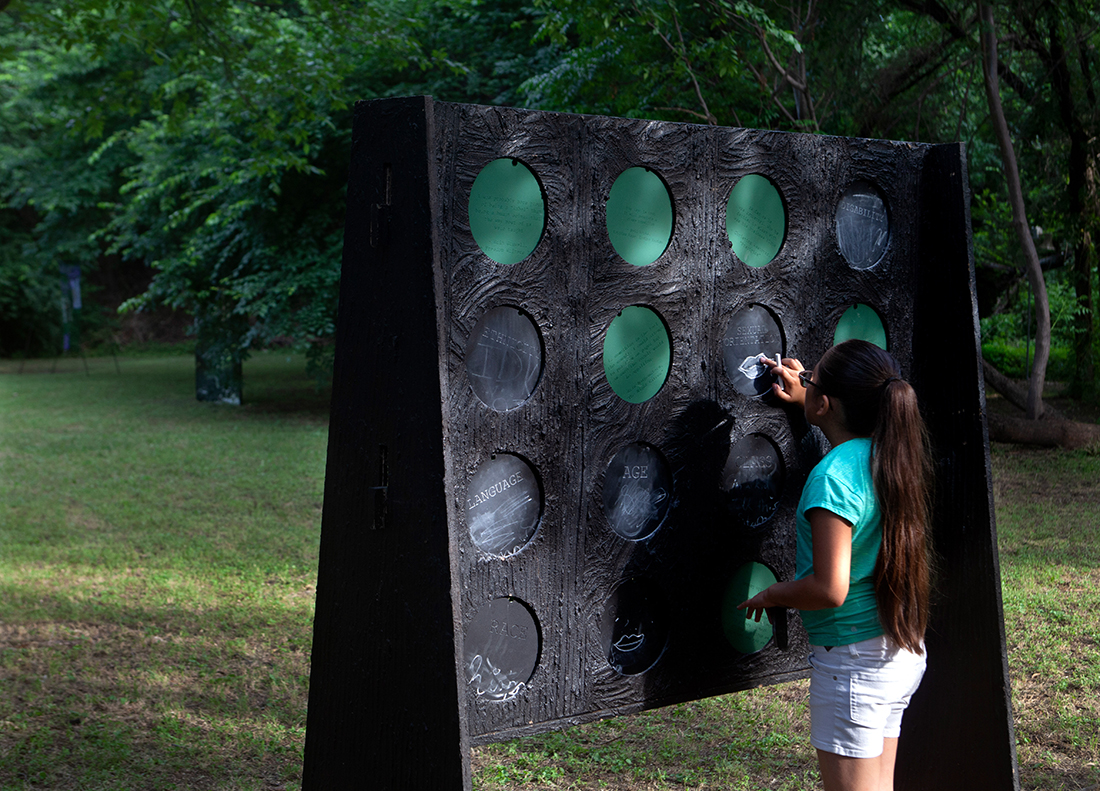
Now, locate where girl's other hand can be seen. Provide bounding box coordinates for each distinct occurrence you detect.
[737,588,773,623]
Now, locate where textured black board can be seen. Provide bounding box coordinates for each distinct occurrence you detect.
[898,143,1021,790]
[302,96,470,791]
[435,102,591,738]
[305,97,1018,790]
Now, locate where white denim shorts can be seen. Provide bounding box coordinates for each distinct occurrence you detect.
[808,634,927,759]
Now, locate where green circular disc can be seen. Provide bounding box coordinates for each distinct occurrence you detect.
[606,167,673,267]
[721,562,778,654]
[603,306,671,404]
[468,158,545,265]
[726,174,786,268]
[833,304,888,349]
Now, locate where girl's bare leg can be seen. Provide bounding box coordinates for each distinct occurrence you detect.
[816,738,898,791]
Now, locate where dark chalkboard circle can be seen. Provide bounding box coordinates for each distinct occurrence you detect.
[468,158,546,265]
[720,562,778,654]
[726,174,786,268]
[833,303,888,350]
[606,167,674,267]
[722,304,784,398]
[722,433,785,529]
[835,182,890,270]
[465,306,544,411]
[466,454,542,558]
[464,597,541,702]
[600,578,669,675]
[603,306,672,404]
[602,443,673,540]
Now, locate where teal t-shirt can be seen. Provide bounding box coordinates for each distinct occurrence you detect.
[795,437,884,646]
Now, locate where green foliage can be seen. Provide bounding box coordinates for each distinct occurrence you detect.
[522,0,801,127]
[0,211,57,356]
[2,0,1099,399]
[0,0,556,379]
[981,266,1099,384]
[981,342,1075,382]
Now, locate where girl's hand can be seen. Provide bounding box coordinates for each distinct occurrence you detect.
[760,355,807,407]
[737,587,773,623]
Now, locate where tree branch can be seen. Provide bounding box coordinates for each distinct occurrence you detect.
[978,0,1051,419]
[654,105,718,123]
[742,55,799,126]
[981,358,1062,418]
[754,25,807,91]
[667,0,716,125]
[633,0,717,124]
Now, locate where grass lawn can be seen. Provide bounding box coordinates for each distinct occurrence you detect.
[1,353,327,790]
[1,354,1098,789]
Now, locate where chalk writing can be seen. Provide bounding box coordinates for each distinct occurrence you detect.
[467,455,541,558]
[465,307,543,411]
[835,184,889,270]
[465,598,540,701]
[613,633,646,653]
[602,578,669,675]
[723,306,784,397]
[468,654,526,701]
[722,434,784,528]
[603,443,672,540]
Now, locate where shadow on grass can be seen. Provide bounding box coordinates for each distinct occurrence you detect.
[0,588,311,791]
[240,389,331,421]
[2,352,333,422]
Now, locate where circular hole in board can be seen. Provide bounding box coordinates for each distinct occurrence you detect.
[722,433,785,530]
[466,453,542,559]
[465,306,543,411]
[468,158,546,265]
[464,597,541,701]
[606,166,674,267]
[602,442,673,541]
[600,577,670,675]
[833,304,888,350]
[726,173,786,268]
[835,181,889,270]
[721,561,779,654]
[722,304,784,398]
[603,306,672,404]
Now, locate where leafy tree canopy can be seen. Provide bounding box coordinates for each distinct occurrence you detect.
[0,0,556,377]
[2,0,1098,403]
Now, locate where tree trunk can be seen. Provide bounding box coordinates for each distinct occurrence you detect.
[978,1,1051,419]
[1072,229,1098,397]
[981,357,1063,419]
[982,357,1100,449]
[1046,13,1097,399]
[987,412,1100,449]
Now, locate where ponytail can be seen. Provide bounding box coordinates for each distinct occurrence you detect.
[817,340,933,654]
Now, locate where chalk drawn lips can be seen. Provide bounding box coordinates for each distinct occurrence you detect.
[738,353,775,381]
[613,633,646,653]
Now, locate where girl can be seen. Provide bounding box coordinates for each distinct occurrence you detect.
[738,339,933,791]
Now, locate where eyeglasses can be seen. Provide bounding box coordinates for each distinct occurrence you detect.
[798,370,818,389]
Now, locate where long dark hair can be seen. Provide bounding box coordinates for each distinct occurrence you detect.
[816,339,933,654]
